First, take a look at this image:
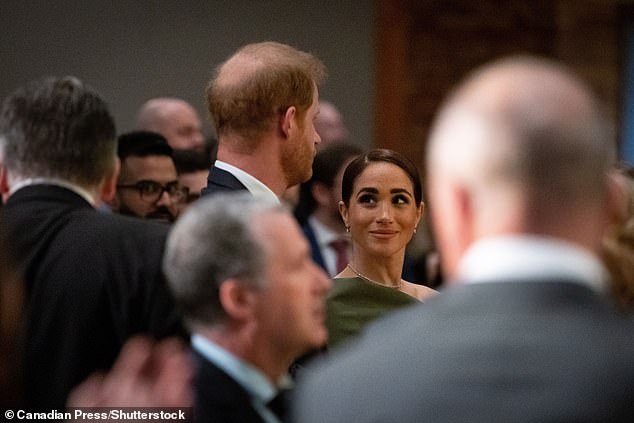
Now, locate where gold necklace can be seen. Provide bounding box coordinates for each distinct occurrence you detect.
[346,264,403,289]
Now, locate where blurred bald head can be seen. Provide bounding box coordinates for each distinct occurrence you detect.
[135,98,205,151]
[314,100,349,148]
[427,56,616,277]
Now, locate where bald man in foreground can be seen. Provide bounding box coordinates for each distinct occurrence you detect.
[295,57,634,422]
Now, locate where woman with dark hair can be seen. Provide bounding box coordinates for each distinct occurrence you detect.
[327,149,437,348]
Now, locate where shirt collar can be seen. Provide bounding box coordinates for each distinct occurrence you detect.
[214,160,280,205]
[308,215,342,247]
[192,334,290,404]
[9,177,96,206]
[457,235,607,292]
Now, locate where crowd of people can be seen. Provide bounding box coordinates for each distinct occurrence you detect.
[1,40,634,422]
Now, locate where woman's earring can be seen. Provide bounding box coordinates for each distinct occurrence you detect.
[414,227,417,234]
[345,225,350,233]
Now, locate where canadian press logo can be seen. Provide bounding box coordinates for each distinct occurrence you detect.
[3,408,191,421]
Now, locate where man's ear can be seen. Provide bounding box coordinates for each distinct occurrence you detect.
[0,164,9,195]
[605,170,628,225]
[279,106,297,138]
[0,165,10,204]
[99,157,120,204]
[456,185,474,243]
[429,182,474,281]
[218,278,259,322]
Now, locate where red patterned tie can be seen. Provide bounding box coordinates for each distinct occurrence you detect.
[329,239,349,274]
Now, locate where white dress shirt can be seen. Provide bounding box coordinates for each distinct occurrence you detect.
[192,334,290,423]
[457,235,607,293]
[308,215,349,276]
[214,160,280,205]
[9,177,96,206]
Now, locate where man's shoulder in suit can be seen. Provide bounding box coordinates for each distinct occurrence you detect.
[192,352,266,423]
[201,166,247,197]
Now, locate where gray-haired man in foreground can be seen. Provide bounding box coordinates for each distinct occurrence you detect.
[163,192,331,423]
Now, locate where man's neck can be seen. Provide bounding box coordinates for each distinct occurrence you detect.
[217,139,287,197]
[201,326,293,385]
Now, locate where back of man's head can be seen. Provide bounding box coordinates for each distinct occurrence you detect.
[172,149,212,175]
[163,193,282,330]
[135,98,205,152]
[117,131,173,160]
[427,56,616,275]
[315,100,349,147]
[207,41,326,140]
[0,76,116,188]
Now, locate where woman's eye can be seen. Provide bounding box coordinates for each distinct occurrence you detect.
[393,195,409,205]
[358,194,376,204]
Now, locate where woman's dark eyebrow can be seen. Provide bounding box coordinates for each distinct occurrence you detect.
[391,188,413,197]
[357,187,379,195]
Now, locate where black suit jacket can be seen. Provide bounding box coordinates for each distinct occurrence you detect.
[1,185,182,409]
[192,350,268,423]
[201,166,247,197]
[300,221,327,274]
[296,280,634,423]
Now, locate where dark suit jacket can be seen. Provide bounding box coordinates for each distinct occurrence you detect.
[1,185,182,409]
[201,166,247,197]
[300,221,327,274]
[296,280,634,423]
[192,350,267,423]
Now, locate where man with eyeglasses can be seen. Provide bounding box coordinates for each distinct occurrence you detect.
[110,131,186,223]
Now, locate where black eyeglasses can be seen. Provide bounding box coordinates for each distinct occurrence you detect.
[117,180,189,204]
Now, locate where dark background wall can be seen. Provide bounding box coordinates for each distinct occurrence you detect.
[1,0,375,146]
[3,1,632,163]
[375,0,625,166]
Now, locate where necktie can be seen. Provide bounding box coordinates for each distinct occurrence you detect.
[329,239,349,274]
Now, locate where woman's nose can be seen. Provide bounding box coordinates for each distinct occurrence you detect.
[376,202,393,222]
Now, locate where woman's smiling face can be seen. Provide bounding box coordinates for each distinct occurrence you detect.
[340,162,422,258]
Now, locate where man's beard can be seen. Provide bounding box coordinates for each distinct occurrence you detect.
[118,203,176,224]
[145,206,176,223]
[282,138,313,186]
